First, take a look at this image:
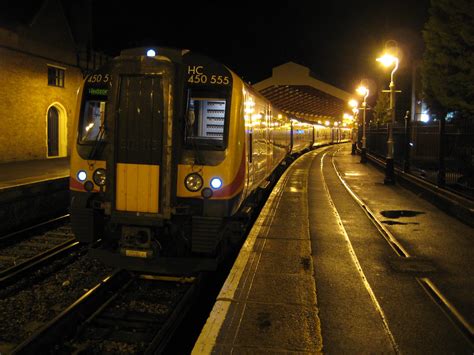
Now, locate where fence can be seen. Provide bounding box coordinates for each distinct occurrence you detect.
[359,118,474,199]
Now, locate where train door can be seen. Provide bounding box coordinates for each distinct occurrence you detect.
[245,93,254,192]
[266,105,273,175]
[114,75,164,214]
[253,103,266,186]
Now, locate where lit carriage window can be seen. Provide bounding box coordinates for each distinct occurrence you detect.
[185,92,227,146]
[80,100,106,142]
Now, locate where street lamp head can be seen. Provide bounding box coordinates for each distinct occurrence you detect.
[376,53,399,83]
[356,85,369,99]
[376,54,398,67]
[348,99,358,108]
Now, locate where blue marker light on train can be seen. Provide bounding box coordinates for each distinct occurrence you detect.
[146,49,156,57]
[210,177,222,190]
[77,170,87,182]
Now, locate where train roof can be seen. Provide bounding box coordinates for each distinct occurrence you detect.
[111,47,347,127]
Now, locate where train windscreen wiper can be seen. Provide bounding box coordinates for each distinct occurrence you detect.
[88,124,106,160]
[186,110,204,165]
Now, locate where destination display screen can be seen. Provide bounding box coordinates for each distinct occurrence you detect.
[84,71,112,101]
[80,66,112,143]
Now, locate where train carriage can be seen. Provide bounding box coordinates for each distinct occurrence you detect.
[69,47,346,275]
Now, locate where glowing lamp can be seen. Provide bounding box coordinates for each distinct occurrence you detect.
[348,99,358,108]
[376,54,398,67]
[210,177,223,189]
[77,170,87,182]
[356,86,368,96]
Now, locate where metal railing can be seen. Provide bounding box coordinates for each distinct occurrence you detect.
[361,118,474,199]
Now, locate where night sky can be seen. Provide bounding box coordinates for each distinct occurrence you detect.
[92,0,431,98]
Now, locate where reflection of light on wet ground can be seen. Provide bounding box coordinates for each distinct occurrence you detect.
[344,172,364,176]
[288,187,302,192]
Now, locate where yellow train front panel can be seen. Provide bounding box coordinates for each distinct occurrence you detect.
[116,163,160,213]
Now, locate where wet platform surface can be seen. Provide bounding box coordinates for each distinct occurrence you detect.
[0,158,70,235]
[193,144,474,354]
[0,158,69,189]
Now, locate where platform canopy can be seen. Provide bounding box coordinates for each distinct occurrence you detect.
[253,62,352,124]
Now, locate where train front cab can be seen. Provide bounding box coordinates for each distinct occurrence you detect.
[70,50,251,274]
[70,55,178,271]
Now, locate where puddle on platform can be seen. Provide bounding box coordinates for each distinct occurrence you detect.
[380,210,425,219]
[382,220,420,225]
[286,187,303,193]
[344,171,365,176]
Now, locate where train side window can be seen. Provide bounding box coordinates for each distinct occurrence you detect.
[185,90,228,148]
[79,100,106,143]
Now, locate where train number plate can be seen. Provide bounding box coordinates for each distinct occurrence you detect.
[125,249,150,258]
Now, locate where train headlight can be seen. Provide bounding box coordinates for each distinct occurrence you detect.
[185,173,203,192]
[77,170,87,182]
[146,49,156,57]
[210,177,222,190]
[93,168,106,186]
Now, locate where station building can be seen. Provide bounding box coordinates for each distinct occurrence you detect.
[0,0,107,163]
[254,61,352,124]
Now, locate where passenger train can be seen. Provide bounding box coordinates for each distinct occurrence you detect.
[69,47,350,275]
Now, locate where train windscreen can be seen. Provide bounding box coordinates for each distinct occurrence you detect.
[80,100,106,143]
[185,89,228,148]
[79,71,111,144]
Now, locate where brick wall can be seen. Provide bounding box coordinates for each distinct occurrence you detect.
[0,46,83,162]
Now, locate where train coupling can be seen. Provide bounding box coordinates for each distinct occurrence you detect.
[119,226,159,259]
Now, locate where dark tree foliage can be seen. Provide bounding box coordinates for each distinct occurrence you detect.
[422,0,474,116]
[372,92,391,124]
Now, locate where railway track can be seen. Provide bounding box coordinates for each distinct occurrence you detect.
[309,148,474,353]
[13,271,199,354]
[0,217,115,354]
[331,148,474,345]
[0,215,80,288]
[0,214,70,246]
[0,158,278,353]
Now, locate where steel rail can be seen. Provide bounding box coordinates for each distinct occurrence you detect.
[330,149,410,258]
[0,239,79,289]
[12,269,130,354]
[0,214,70,244]
[146,275,201,354]
[330,146,474,347]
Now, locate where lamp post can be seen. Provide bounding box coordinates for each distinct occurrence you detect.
[348,99,359,155]
[356,86,369,163]
[377,54,399,184]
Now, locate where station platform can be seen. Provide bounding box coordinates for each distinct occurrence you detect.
[0,157,69,189]
[193,144,474,353]
[0,158,70,235]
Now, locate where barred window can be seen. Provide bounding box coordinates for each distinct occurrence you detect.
[48,66,65,87]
